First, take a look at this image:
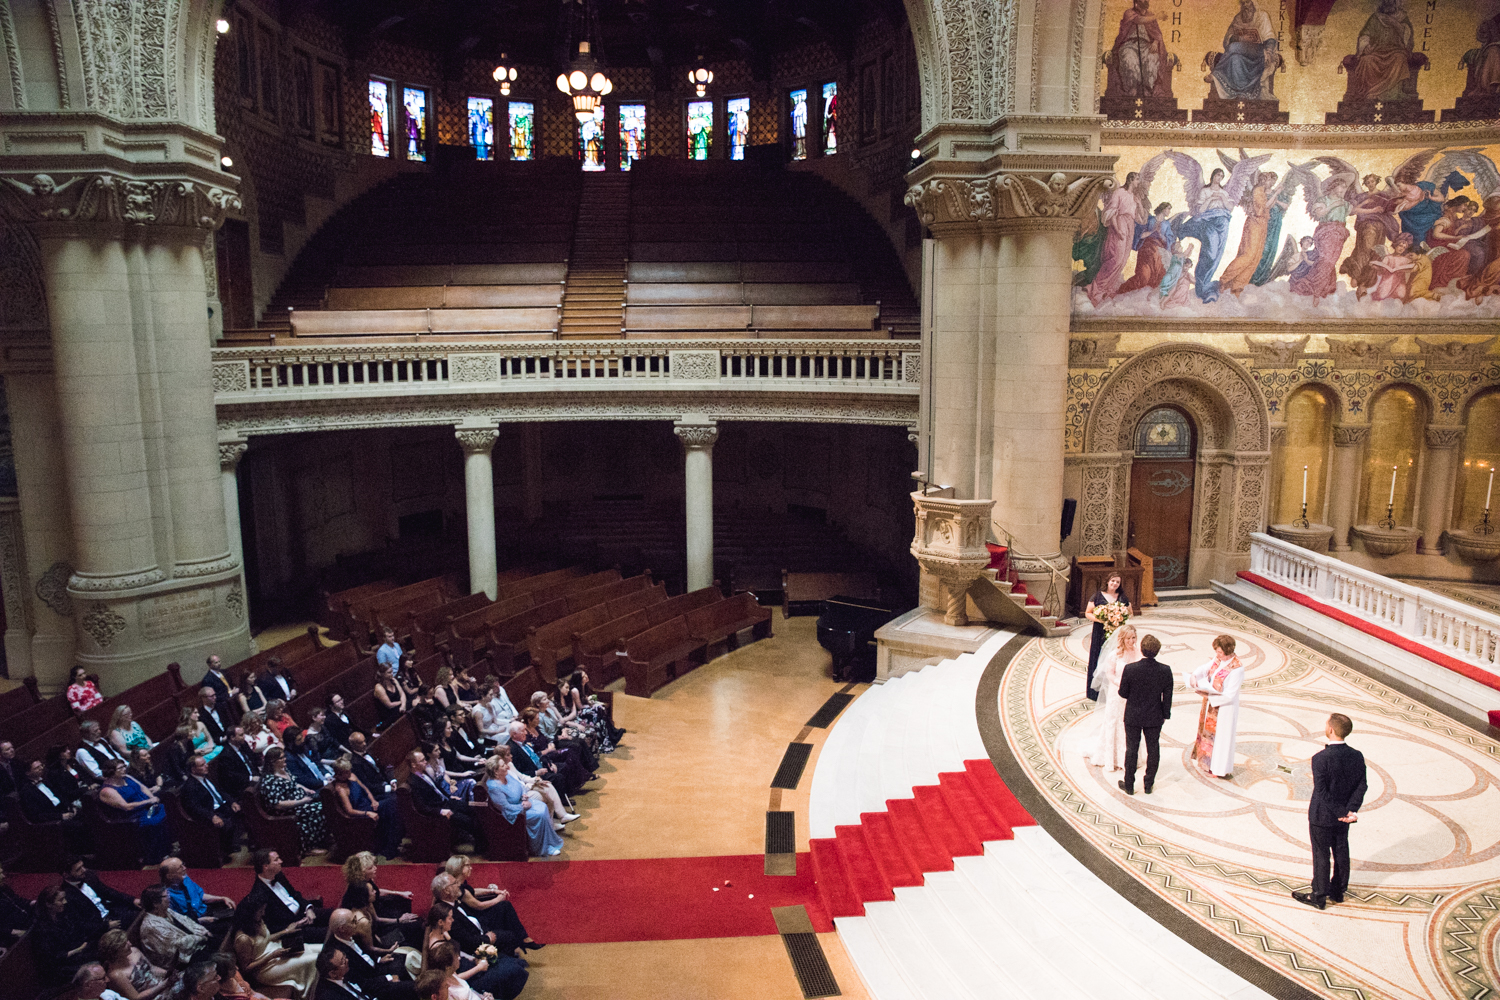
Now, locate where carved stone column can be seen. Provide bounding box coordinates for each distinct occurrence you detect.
[218,438,253,640]
[910,493,996,625]
[1327,424,1369,552]
[674,418,718,592]
[456,424,500,600]
[1419,425,1465,555]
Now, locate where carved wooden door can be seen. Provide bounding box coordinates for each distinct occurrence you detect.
[1128,407,1196,589]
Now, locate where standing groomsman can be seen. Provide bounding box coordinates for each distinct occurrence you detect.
[1294,713,1367,910]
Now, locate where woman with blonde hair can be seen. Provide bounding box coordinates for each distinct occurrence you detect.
[483,756,563,857]
[179,706,221,762]
[440,856,541,957]
[241,711,281,756]
[340,850,419,947]
[490,745,576,827]
[109,704,154,755]
[97,928,173,1000]
[1084,624,1137,772]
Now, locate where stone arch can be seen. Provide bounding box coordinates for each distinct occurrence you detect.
[1084,342,1269,454]
[1365,380,1434,426]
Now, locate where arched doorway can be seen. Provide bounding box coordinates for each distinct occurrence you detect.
[1129,407,1196,589]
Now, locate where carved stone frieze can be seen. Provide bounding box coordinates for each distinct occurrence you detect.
[212,362,249,393]
[1068,335,1119,368]
[1326,337,1396,368]
[69,567,167,593]
[1416,336,1498,370]
[1086,343,1268,453]
[80,603,126,649]
[1332,424,1370,447]
[910,492,996,625]
[173,554,239,579]
[1425,425,1466,450]
[669,351,720,380]
[35,560,73,618]
[906,171,1115,226]
[0,173,241,230]
[1269,425,1287,447]
[1244,336,1310,368]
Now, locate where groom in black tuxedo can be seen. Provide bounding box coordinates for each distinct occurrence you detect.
[1117,633,1173,796]
[1294,713,1367,910]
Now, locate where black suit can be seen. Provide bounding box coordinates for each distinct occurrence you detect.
[260,673,294,705]
[75,740,126,782]
[20,779,90,853]
[0,758,18,798]
[200,669,235,707]
[1117,654,1174,791]
[408,772,485,853]
[31,916,94,985]
[181,774,242,851]
[327,938,415,1000]
[215,744,258,800]
[0,883,31,944]
[325,712,353,749]
[242,874,328,935]
[200,706,229,745]
[348,752,391,797]
[63,871,138,934]
[1308,741,1367,900]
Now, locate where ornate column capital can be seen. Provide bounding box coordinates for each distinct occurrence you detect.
[455,426,499,455]
[218,440,248,473]
[1332,424,1370,447]
[906,171,1115,230]
[1425,425,1466,449]
[0,172,241,232]
[674,420,719,451]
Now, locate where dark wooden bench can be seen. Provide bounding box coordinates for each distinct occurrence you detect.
[221,626,326,691]
[528,568,620,605]
[241,788,305,865]
[685,592,773,650]
[369,714,418,770]
[444,593,537,668]
[81,789,147,871]
[529,574,655,681]
[408,592,492,658]
[481,599,571,676]
[324,580,397,639]
[161,787,223,868]
[644,585,725,627]
[395,783,458,863]
[503,666,547,710]
[320,784,378,864]
[561,572,652,615]
[574,610,652,679]
[0,928,44,999]
[0,677,40,722]
[291,658,377,729]
[620,617,706,698]
[347,575,461,643]
[493,565,588,601]
[471,784,530,862]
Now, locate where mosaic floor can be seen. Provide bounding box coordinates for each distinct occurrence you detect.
[997,601,1500,1000]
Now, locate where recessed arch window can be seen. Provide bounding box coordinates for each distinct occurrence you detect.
[1359,386,1423,526]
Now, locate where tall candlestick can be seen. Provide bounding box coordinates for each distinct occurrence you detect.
[1301,465,1308,506]
[1487,468,1494,510]
[1389,465,1397,505]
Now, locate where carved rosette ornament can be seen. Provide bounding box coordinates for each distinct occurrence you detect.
[454,427,499,455]
[905,171,1115,228]
[910,492,996,626]
[0,173,242,230]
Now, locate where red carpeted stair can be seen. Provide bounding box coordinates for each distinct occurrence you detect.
[809,760,1034,918]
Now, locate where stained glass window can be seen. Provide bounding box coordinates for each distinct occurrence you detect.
[727,97,749,161]
[468,98,494,161]
[403,87,429,161]
[369,79,391,157]
[509,102,534,161]
[789,89,808,160]
[687,101,713,160]
[619,105,646,170]
[579,106,606,171]
[821,82,838,155]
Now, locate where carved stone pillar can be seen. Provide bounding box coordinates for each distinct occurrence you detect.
[218,438,252,640]
[1327,424,1369,552]
[456,424,500,600]
[910,493,996,626]
[1419,425,1465,555]
[674,418,718,592]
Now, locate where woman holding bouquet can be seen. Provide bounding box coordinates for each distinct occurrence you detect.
[1084,625,1137,772]
[1186,634,1245,779]
[1083,574,1130,701]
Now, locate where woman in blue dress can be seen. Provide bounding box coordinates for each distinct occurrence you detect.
[97,758,172,864]
[484,755,562,857]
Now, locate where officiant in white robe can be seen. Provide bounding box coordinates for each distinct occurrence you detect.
[1185,634,1245,779]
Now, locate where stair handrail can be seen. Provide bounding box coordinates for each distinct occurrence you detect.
[990,520,1066,619]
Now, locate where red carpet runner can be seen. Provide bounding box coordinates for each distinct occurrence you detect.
[10,760,1028,940]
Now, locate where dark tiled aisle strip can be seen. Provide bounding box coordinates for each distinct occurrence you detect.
[806,692,855,729]
[972,625,1322,1000]
[772,905,842,999]
[766,682,860,874]
[771,742,815,789]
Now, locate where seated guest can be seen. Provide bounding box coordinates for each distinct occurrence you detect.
[241,713,281,757]
[231,900,319,1000]
[242,849,330,935]
[323,695,354,750]
[314,941,394,1000]
[213,949,271,1000]
[130,749,168,795]
[324,907,413,1000]
[259,659,296,705]
[135,885,213,970]
[562,669,625,746]
[441,856,543,957]
[236,671,268,719]
[404,751,485,854]
[161,857,236,940]
[76,720,130,781]
[431,667,469,715]
[214,728,259,800]
[198,688,232,746]
[0,740,20,798]
[417,906,515,1000]
[447,712,486,765]
[471,680,515,746]
[372,665,407,731]
[375,630,404,673]
[68,666,104,715]
[175,961,222,1000]
[62,856,139,937]
[451,664,480,705]
[73,963,125,1000]
[109,706,155,756]
[181,753,242,854]
[420,741,473,804]
[396,653,423,701]
[34,884,96,983]
[282,729,334,792]
[489,745,573,827]
[20,757,91,851]
[330,760,402,861]
[163,726,199,787]
[531,692,597,773]
[427,879,527,999]
[339,852,418,949]
[199,655,239,709]
[344,733,392,797]
[258,747,330,858]
[518,709,591,788]
[506,721,586,800]
[98,758,173,865]
[484,755,563,858]
[47,743,94,797]
[99,929,173,1000]
[180,707,222,762]
[303,709,338,761]
[408,687,443,745]
[438,720,485,780]
[0,863,32,955]
[265,702,294,741]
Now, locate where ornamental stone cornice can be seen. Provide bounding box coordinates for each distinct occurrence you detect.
[1425,425,1466,450]
[906,171,1115,228]
[1332,424,1371,447]
[0,171,240,232]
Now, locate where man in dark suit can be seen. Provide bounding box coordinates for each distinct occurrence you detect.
[180,754,243,852]
[1294,713,1368,910]
[19,758,91,851]
[241,848,329,934]
[259,658,296,704]
[61,858,139,934]
[325,695,355,750]
[323,908,415,1000]
[1117,633,1173,796]
[74,721,127,782]
[283,729,333,792]
[405,750,486,853]
[214,727,259,800]
[197,687,232,745]
[199,654,238,708]
[344,732,392,797]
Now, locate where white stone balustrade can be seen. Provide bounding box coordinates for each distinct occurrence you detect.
[1249,532,1500,675]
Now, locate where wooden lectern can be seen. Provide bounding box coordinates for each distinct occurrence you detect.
[1067,554,1145,617]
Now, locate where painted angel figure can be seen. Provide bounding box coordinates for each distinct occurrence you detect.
[1085,153,1166,306]
[1164,148,1270,302]
[1285,156,1358,300]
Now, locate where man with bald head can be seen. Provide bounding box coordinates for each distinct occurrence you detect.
[325,908,415,1000]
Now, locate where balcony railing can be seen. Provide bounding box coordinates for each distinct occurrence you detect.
[211,339,921,400]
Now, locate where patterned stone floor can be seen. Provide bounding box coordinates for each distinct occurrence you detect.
[1392,579,1500,618]
[997,600,1500,1000]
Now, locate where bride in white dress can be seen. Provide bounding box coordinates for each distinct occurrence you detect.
[1084,625,1138,771]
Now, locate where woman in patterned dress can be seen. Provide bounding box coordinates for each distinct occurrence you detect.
[1186,634,1246,779]
[258,747,330,857]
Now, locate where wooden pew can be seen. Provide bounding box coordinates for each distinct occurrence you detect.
[240,788,304,865]
[527,574,655,682]
[502,665,546,710]
[347,575,459,636]
[685,592,773,651]
[574,610,651,681]
[325,284,564,310]
[561,573,652,615]
[443,594,538,669]
[493,566,587,601]
[528,568,620,604]
[480,599,571,676]
[320,783,377,863]
[644,585,725,627]
[471,784,530,862]
[325,580,397,639]
[222,626,327,691]
[291,658,377,729]
[409,592,492,659]
[370,715,418,770]
[620,618,707,698]
[0,677,40,722]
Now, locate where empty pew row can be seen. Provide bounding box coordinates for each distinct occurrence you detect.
[619,593,773,697]
[324,284,564,311]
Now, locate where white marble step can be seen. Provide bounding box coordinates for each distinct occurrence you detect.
[833,917,923,1000]
[808,676,877,839]
[860,898,979,1000]
[890,877,1055,1000]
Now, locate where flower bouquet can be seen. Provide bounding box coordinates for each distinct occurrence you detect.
[474,943,500,963]
[1098,601,1131,637]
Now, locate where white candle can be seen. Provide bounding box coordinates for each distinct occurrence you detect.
[1487,468,1494,510]
[1301,465,1308,506]
[1389,465,1397,506]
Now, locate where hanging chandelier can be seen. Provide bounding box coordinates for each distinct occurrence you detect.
[688,57,713,97]
[555,0,613,122]
[492,54,517,96]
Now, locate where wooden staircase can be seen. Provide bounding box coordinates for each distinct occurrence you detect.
[559,173,630,339]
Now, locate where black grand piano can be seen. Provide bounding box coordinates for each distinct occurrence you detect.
[816,597,903,682]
